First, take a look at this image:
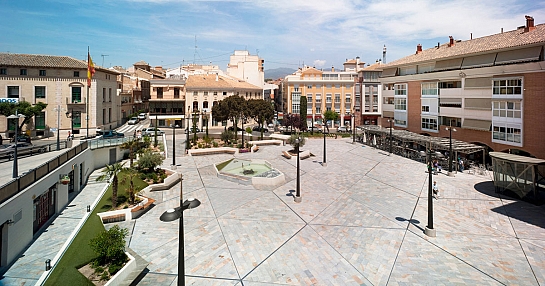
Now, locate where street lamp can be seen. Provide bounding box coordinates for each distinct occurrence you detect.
[8,112,25,178]
[186,106,190,151]
[159,174,200,286]
[387,118,393,155]
[446,124,457,177]
[171,123,179,169]
[294,137,302,203]
[351,113,356,143]
[154,114,158,147]
[323,127,327,167]
[425,145,437,237]
[65,109,74,138]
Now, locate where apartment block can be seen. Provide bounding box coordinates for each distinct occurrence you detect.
[283,59,363,128]
[378,16,545,159]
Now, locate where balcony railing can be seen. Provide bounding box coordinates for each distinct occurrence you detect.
[66,97,86,105]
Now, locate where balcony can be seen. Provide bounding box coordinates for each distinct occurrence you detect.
[66,98,86,105]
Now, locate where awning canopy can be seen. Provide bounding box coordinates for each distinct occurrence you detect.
[495,46,542,65]
[461,53,496,69]
[434,58,463,71]
[381,68,398,77]
[462,119,491,131]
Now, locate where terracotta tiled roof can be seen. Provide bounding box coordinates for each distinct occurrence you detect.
[0,53,87,68]
[384,24,545,67]
[361,62,384,71]
[186,74,261,90]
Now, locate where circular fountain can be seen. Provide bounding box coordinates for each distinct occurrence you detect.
[215,159,285,186]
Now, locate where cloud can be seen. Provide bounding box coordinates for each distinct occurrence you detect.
[313,60,326,67]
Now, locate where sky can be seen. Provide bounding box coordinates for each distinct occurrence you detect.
[2,0,544,73]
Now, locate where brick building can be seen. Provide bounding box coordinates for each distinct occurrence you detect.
[379,16,545,159]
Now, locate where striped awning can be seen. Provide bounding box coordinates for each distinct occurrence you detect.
[462,118,491,131]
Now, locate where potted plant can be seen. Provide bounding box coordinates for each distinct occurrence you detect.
[60,175,70,185]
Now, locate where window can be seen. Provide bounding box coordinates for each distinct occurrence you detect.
[493,125,521,143]
[74,71,79,77]
[71,86,82,102]
[421,117,438,131]
[421,82,438,96]
[394,84,407,95]
[204,91,208,95]
[439,81,461,89]
[203,101,209,109]
[383,97,394,104]
[8,86,19,98]
[73,111,82,128]
[422,106,430,112]
[326,94,332,103]
[109,88,112,102]
[316,84,322,88]
[223,91,227,96]
[394,98,407,110]
[20,69,27,75]
[193,91,198,96]
[326,84,332,88]
[174,88,180,98]
[35,112,46,129]
[335,84,340,89]
[307,95,313,102]
[335,94,340,103]
[157,87,163,98]
[307,85,312,89]
[493,78,522,95]
[35,86,46,99]
[395,119,407,126]
[316,107,321,113]
[316,94,321,103]
[0,68,6,75]
[492,101,522,118]
[39,70,46,76]
[292,103,300,114]
[213,91,217,95]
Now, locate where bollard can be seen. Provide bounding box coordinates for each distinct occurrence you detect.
[87,205,90,212]
[45,259,51,271]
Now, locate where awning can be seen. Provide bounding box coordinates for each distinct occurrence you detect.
[434,58,463,71]
[383,111,394,118]
[150,115,187,120]
[495,46,542,65]
[439,98,462,104]
[461,53,496,69]
[464,77,492,88]
[462,118,491,131]
[464,98,491,109]
[381,67,397,77]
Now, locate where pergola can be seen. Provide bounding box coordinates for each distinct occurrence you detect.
[490,152,545,199]
[359,126,486,167]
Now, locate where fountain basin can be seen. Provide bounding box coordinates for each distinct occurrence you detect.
[215,159,285,186]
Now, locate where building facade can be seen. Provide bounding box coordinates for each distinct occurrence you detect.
[226,50,265,90]
[378,16,545,159]
[0,53,120,138]
[356,62,383,126]
[282,59,362,128]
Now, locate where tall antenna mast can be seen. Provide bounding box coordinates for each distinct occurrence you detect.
[101,54,109,67]
[193,35,197,64]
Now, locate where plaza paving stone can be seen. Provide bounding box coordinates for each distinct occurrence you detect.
[3,137,545,286]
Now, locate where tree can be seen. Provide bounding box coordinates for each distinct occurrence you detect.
[96,162,126,209]
[212,101,229,130]
[0,101,48,132]
[222,95,247,141]
[120,138,141,168]
[89,225,128,267]
[137,150,163,172]
[300,96,308,131]
[247,99,274,139]
[287,134,306,149]
[323,110,339,133]
[121,168,139,205]
[283,113,302,132]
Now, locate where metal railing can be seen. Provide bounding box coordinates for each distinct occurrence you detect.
[87,136,137,149]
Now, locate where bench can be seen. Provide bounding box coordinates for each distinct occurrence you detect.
[188,147,238,156]
[248,140,283,146]
[131,197,155,213]
[282,151,292,159]
[300,150,311,160]
[251,145,260,153]
[101,213,125,224]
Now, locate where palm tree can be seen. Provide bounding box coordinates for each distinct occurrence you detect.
[96,162,126,208]
[122,168,139,205]
[121,138,140,168]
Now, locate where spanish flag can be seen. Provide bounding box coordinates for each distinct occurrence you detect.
[87,52,95,87]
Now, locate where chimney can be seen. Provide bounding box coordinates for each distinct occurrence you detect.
[215,73,218,81]
[356,56,360,69]
[383,45,387,64]
[525,15,535,32]
[416,44,422,54]
[332,66,335,72]
[448,36,455,47]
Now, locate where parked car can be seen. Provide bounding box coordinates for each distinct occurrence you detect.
[337,126,350,133]
[0,142,46,159]
[189,127,200,133]
[11,134,31,143]
[127,117,139,125]
[98,130,124,138]
[142,127,164,136]
[252,126,269,133]
[138,113,147,120]
[227,126,244,132]
[307,126,323,133]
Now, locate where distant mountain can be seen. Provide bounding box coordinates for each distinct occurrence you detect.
[265,68,296,80]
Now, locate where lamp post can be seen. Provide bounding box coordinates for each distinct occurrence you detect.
[446,124,457,177]
[323,128,327,167]
[8,112,25,178]
[65,109,74,139]
[171,123,179,169]
[425,144,436,237]
[186,106,190,151]
[154,114,158,147]
[387,118,393,155]
[159,174,200,286]
[351,113,356,143]
[294,137,302,203]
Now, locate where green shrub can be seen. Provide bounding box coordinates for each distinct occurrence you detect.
[137,150,163,171]
[89,225,128,265]
[221,130,233,144]
[108,263,124,276]
[213,141,219,147]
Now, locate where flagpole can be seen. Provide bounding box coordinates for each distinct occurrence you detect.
[86,46,90,138]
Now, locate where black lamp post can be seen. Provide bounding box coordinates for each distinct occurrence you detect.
[425,145,436,237]
[387,118,393,155]
[159,174,200,286]
[323,129,327,167]
[352,114,356,143]
[8,112,25,178]
[186,106,190,151]
[446,124,457,177]
[65,109,74,138]
[154,114,158,147]
[171,123,179,168]
[294,137,302,202]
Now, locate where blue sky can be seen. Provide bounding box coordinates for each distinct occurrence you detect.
[2,0,544,72]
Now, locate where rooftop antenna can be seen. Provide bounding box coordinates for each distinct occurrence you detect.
[101,54,109,67]
[382,45,387,64]
[193,35,197,64]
